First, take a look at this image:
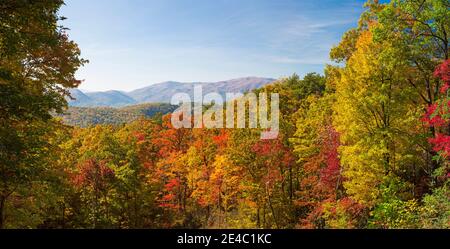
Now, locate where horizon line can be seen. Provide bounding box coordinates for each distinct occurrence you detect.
[74,75,281,93]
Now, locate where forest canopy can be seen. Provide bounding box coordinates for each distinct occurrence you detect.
[0,0,449,228]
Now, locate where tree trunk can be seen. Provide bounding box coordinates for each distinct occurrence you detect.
[289,166,293,201]
[0,195,5,229]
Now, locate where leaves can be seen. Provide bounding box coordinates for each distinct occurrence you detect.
[1,0,449,229]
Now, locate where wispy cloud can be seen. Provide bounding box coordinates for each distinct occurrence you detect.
[61,0,365,91]
[281,17,356,38]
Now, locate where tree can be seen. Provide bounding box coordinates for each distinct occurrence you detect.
[374,0,450,183]
[0,0,86,228]
[423,59,450,162]
[333,24,420,206]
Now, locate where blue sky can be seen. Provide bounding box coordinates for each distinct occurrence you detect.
[60,0,366,91]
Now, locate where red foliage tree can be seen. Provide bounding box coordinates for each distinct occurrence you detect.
[72,159,115,190]
[423,59,450,159]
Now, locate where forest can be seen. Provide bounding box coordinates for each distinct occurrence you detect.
[0,0,449,229]
[56,103,176,127]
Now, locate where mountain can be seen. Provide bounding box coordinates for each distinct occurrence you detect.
[127,81,191,103]
[128,77,275,103]
[68,90,137,107]
[67,89,92,106]
[84,90,137,107]
[68,77,275,107]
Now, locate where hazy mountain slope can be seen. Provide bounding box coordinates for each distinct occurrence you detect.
[128,81,193,103]
[68,89,138,107]
[82,90,137,107]
[128,77,275,103]
[68,77,276,107]
[201,77,276,93]
[67,89,93,106]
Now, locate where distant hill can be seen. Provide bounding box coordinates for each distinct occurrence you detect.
[68,77,275,107]
[68,89,137,107]
[128,77,275,103]
[57,103,177,127]
[67,89,92,106]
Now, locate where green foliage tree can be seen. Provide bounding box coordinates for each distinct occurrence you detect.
[0,0,85,228]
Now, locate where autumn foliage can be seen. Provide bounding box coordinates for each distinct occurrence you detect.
[0,0,449,229]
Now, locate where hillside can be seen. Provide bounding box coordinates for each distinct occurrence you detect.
[57,103,177,127]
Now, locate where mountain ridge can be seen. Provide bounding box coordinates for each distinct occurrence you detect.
[68,77,276,107]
